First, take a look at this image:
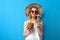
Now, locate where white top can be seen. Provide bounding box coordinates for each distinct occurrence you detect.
[24,20,42,40]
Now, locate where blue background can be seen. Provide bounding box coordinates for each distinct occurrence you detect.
[0,0,60,40]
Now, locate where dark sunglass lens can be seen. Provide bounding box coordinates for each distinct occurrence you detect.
[35,11,38,14]
[31,10,34,13]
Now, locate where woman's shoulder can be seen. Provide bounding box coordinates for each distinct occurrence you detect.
[24,20,29,23]
[24,19,31,23]
[40,20,43,24]
[24,20,31,27]
[38,20,43,25]
[39,20,43,26]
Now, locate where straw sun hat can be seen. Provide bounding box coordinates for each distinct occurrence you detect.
[25,3,42,18]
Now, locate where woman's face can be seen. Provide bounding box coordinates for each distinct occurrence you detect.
[30,8,38,17]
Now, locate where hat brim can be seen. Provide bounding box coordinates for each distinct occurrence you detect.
[25,3,42,17]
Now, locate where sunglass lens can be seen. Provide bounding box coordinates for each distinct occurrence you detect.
[35,11,38,14]
[31,10,34,13]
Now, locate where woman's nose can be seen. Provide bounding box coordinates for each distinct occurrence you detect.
[33,11,36,14]
[33,12,35,14]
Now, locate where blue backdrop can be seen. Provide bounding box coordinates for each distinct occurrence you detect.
[0,0,60,40]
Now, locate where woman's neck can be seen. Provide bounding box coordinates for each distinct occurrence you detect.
[31,17,37,21]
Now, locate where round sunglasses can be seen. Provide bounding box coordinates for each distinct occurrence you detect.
[30,10,38,15]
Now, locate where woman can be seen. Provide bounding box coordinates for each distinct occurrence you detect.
[23,3,43,40]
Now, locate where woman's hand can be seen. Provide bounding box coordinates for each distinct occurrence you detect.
[23,21,30,37]
[23,21,34,37]
[24,26,30,37]
[37,21,43,38]
[27,23,34,31]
